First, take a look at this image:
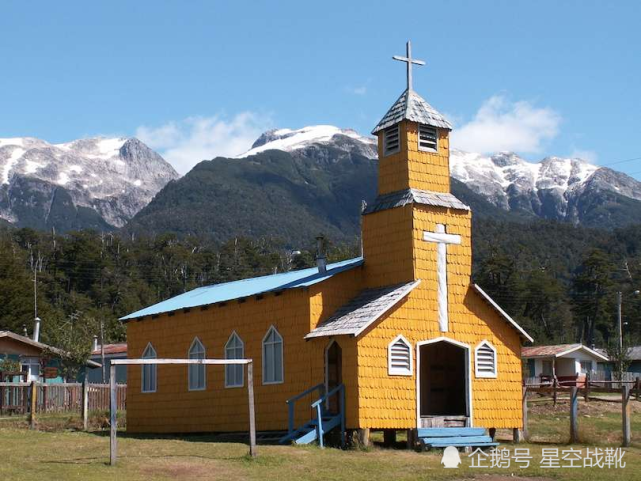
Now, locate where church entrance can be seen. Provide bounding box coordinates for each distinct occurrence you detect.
[418,339,469,428]
[325,341,342,414]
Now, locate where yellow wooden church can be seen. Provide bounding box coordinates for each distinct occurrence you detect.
[121,42,533,444]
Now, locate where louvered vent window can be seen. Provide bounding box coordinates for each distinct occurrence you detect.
[388,335,412,376]
[384,125,400,156]
[418,125,438,152]
[475,341,497,378]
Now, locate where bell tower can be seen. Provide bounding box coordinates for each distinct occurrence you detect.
[362,42,472,302]
[372,41,453,195]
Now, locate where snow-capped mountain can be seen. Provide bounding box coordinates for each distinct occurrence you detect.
[239,125,641,226]
[0,136,178,231]
[240,125,378,159]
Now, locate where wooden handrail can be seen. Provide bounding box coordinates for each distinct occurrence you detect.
[311,383,343,409]
[285,382,324,405]
[285,383,325,437]
[311,383,345,449]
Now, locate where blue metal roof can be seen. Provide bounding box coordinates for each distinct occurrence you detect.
[120,257,364,321]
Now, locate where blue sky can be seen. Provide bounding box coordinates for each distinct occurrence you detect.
[1,1,640,176]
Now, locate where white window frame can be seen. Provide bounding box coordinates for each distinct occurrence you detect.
[188,337,206,391]
[579,360,593,374]
[262,326,284,385]
[474,340,497,379]
[418,124,438,153]
[388,334,413,376]
[383,125,400,156]
[225,331,245,388]
[141,343,157,393]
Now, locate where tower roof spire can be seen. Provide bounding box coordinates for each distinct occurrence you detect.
[372,41,451,134]
[392,40,425,92]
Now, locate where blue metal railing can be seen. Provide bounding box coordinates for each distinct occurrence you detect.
[310,383,345,448]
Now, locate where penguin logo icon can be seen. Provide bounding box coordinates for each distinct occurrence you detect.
[441,446,461,468]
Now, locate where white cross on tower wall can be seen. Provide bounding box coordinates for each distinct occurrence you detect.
[423,224,461,332]
[392,40,426,92]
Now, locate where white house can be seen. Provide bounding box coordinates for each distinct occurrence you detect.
[522,344,608,385]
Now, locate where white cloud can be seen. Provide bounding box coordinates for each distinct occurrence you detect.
[451,95,561,154]
[570,148,598,164]
[351,86,367,96]
[136,113,272,175]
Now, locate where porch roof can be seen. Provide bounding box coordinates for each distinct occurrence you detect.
[522,343,608,361]
[305,281,421,339]
[0,331,101,368]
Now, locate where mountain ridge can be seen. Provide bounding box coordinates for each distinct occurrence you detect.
[0,136,178,232]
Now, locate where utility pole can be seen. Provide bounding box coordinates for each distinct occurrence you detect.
[617,289,640,381]
[100,319,106,384]
[618,291,623,382]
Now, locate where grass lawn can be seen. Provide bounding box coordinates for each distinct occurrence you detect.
[0,400,639,481]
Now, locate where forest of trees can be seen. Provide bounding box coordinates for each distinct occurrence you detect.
[0,218,639,365]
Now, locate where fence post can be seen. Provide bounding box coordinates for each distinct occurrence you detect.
[584,372,590,403]
[29,381,37,429]
[109,365,117,466]
[522,385,528,442]
[570,387,579,444]
[247,361,257,458]
[553,379,558,406]
[622,384,631,448]
[82,378,89,431]
[636,377,640,402]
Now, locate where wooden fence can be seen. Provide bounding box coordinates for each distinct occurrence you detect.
[0,382,126,415]
[523,378,641,447]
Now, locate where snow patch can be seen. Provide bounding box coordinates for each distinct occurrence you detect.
[57,173,70,185]
[24,160,46,174]
[238,125,375,158]
[69,165,83,173]
[0,138,25,148]
[133,179,142,187]
[97,138,126,157]
[2,147,25,184]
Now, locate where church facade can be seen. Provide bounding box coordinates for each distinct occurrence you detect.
[122,43,532,437]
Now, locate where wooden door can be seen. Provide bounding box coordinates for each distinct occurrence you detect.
[326,341,342,414]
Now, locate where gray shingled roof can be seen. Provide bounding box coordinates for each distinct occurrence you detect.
[363,188,470,215]
[372,89,452,134]
[305,281,420,339]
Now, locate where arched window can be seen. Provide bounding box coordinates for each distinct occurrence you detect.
[388,335,412,376]
[141,343,157,393]
[225,332,245,388]
[262,326,283,385]
[475,340,497,378]
[188,338,206,391]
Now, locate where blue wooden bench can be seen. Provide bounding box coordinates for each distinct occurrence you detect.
[418,427,498,450]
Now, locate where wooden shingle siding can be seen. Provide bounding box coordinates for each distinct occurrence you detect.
[127,267,365,433]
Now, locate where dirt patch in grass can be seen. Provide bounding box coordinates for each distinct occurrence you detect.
[140,461,216,480]
[467,477,554,481]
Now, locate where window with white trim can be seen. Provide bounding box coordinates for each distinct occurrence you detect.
[475,341,497,378]
[262,326,283,384]
[225,332,244,388]
[388,335,412,376]
[383,125,400,156]
[141,343,157,393]
[188,338,206,391]
[418,125,438,152]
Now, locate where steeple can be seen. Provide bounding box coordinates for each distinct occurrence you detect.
[362,41,470,289]
[371,41,452,195]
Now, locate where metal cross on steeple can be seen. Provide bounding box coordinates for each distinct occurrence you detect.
[392,41,425,92]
